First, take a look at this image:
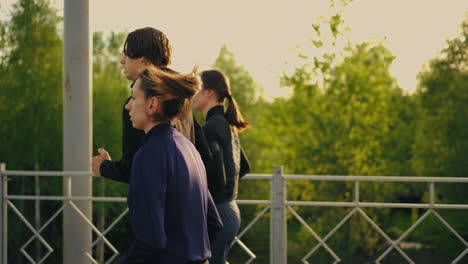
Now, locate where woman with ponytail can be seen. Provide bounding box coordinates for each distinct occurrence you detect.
[119,66,222,264]
[193,70,251,264]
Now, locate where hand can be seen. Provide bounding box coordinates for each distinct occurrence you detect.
[98,148,111,161]
[91,148,111,176]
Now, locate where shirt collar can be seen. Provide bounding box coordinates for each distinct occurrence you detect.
[206,105,224,120]
[144,122,171,141]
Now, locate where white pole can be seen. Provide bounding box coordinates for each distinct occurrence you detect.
[63,0,92,263]
[271,166,287,264]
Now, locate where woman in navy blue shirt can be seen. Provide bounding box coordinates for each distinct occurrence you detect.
[119,66,222,264]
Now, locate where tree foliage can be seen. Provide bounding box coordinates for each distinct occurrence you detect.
[0,0,62,171]
[412,18,468,214]
[1,0,467,262]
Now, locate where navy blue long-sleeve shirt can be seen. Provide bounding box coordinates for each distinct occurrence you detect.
[99,96,213,184]
[120,123,222,264]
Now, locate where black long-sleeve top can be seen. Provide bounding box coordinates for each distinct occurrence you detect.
[203,105,251,204]
[100,96,212,183]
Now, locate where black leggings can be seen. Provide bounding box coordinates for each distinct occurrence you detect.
[210,200,241,264]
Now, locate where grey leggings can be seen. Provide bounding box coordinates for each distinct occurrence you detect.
[210,200,241,264]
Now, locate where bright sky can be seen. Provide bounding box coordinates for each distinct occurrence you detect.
[1,0,467,99]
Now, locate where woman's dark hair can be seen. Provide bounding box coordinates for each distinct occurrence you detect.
[123,27,172,67]
[200,70,250,132]
[139,66,199,123]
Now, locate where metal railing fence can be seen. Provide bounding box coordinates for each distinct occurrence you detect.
[1,164,467,263]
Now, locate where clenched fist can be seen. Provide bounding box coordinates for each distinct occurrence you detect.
[91,148,111,176]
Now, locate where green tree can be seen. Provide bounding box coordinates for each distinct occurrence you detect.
[0,0,63,263]
[409,18,468,258]
[0,0,62,171]
[275,3,415,261]
[281,42,410,262]
[413,18,468,183]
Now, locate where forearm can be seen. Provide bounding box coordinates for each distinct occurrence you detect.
[99,159,131,183]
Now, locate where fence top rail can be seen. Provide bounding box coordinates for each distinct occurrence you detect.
[1,170,272,179]
[2,170,95,177]
[242,174,272,180]
[283,174,468,183]
[2,170,468,183]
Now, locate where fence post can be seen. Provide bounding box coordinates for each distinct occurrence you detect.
[271,166,287,264]
[1,163,7,264]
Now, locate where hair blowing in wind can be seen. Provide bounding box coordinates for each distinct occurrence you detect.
[139,66,200,122]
